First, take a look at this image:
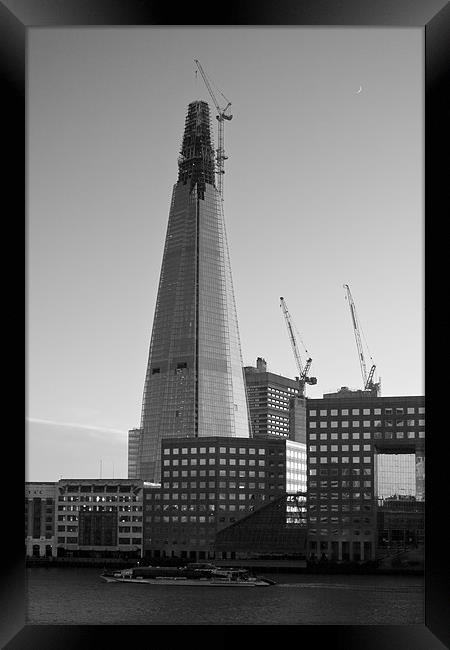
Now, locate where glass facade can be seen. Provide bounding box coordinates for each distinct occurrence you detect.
[375,453,416,499]
[128,428,142,479]
[138,101,249,482]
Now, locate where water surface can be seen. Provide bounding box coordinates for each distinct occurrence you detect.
[26,568,424,625]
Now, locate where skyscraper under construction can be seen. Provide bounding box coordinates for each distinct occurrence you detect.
[130,100,250,483]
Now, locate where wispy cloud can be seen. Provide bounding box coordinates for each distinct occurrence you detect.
[26,417,126,436]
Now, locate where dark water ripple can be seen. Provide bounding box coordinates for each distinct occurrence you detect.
[26,568,424,625]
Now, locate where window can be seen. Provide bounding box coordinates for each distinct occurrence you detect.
[363,457,371,463]
[310,433,317,440]
[320,410,327,416]
[352,409,360,415]
[331,421,338,428]
[342,421,348,428]
[341,409,349,416]
[310,410,317,416]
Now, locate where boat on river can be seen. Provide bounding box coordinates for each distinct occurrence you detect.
[100,563,275,587]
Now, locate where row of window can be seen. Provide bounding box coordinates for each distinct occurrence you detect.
[309,491,372,500]
[309,431,425,440]
[310,480,372,488]
[309,456,372,464]
[309,419,425,428]
[310,444,371,452]
[57,505,142,512]
[309,407,424,416]
[162,481,270,490]
[308,503,372,513]
[56,515,143,523]
[56,536,142,545]
[163,446,266,455]
[58,496,140,502]
[308,529,372,537]
[60,485,134,493]
[161,470,269,479]
[309,468,372,476]
[149,492,268,501]
[163,457,266,466]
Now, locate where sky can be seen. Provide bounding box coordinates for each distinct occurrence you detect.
[27,27,424,481]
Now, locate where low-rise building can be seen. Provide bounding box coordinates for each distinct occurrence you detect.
[25,482,57,557]
[55,479,144,558]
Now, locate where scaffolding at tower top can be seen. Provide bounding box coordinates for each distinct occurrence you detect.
[194,59,233,200]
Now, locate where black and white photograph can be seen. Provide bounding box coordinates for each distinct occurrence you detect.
[3,0,449,646]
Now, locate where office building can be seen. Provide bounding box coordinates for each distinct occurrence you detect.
[133,100,250,483]
[143,435,307,560]
[306,393,425,562]
[244,357,305,441]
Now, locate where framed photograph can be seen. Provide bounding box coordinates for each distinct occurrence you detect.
[4,0,448,647]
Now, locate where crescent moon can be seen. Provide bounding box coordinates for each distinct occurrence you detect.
[356,85,363,94]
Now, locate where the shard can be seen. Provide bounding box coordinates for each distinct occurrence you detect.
[133,100,250,482]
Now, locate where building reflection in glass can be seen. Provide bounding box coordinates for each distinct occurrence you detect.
[375,453,416,499]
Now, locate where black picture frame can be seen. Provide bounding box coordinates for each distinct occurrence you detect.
[4,0,448,647]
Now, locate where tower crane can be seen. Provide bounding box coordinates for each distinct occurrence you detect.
[343,284,379,393]
[194,59,232,200]
[280,297,317,397]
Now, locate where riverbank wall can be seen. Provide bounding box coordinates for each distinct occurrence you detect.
[25,556,423,575]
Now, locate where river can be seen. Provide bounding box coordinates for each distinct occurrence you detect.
[26,568,424,625]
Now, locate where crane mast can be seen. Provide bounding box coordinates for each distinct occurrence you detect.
[343,284,377,391]
[194,59,232,200]
[280,297,317,397]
